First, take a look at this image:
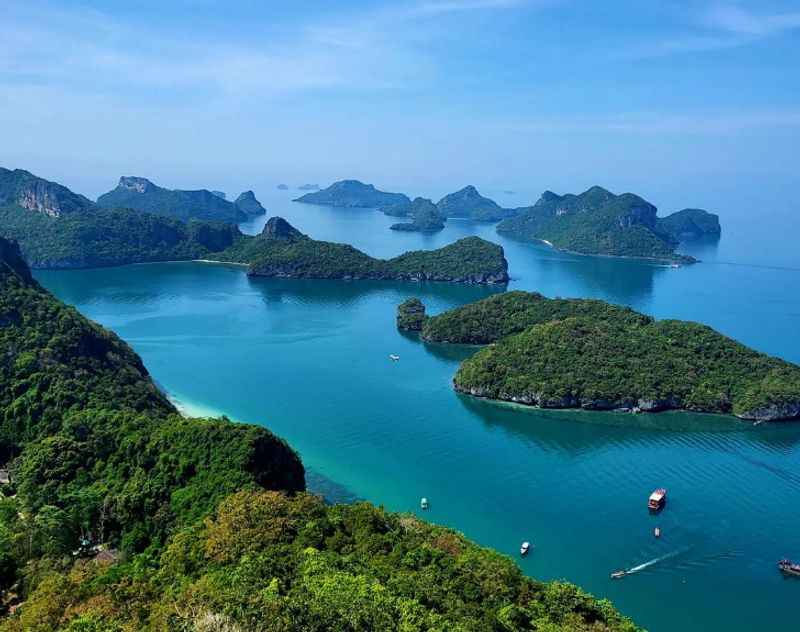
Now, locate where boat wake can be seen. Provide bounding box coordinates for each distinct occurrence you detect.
[624,546,691,575]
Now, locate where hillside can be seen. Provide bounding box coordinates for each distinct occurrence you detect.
[216,217,509,283]
[436,185,515,221]
[0,168,94,217]
[294,179,410,208]
[234,190,267,216]
[497,186,698,263]
[453,310,800,421]
[0,239,638,631]
[390,197,445,232]
[97,176,256,223]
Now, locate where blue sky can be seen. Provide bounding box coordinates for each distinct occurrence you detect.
[1,0,798,210]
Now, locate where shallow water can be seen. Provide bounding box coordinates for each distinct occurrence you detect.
[35,189,800,631]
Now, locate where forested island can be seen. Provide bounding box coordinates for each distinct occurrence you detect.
[0,238,638,631]
[96,176,267,222]
[497,186,720,263]
[436,185,516,221]
[389,197,446,232]
[214,217,509,284]
[400,292,800,422]
[294,179,410,208]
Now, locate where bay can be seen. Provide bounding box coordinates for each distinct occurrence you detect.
[35,188,800,631]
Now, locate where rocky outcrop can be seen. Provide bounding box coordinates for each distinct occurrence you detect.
[234,190,267,216]
[260,216,304,241]
[397,298,427,331]
[0,167,95,217]
[737,402,800,423]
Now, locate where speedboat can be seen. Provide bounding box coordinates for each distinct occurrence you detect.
[779,559,800,577]
[648,488,667,512]
[389,354,400,361]
[520,541,531,556]
[610,570,627,579]
[420,497,429,510]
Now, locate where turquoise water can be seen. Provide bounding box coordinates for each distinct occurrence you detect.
[35,191,800,631]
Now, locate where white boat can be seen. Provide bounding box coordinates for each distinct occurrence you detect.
[389,354,400,361]
[420,497,429,510]
[520,541,531,556]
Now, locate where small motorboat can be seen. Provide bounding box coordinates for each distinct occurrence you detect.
[778,559,800,577]
[420,497,429,510]
[648,488,667,512]
[389,354,400,361]
[520,541,531,556]
[610,570,627,580]
[654,527,661,538]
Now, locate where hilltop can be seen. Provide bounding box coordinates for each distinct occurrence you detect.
[294,179,410,208]
[436,185,516,221]
[496,186,715,263]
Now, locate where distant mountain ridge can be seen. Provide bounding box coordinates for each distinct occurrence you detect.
[497,186,718,263]
[294,180,410,208]
[97,176,266,223]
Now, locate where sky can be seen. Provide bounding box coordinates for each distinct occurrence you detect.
[1,0,798,212]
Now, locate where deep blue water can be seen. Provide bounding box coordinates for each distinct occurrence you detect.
[35,188,800,632]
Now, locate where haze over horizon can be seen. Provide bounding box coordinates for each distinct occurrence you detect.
[2,0,799,213]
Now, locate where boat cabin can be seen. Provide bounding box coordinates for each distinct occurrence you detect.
[779,559,800,577]
[648,488,667,511]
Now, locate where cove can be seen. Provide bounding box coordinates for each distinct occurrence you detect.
[35,189,800,632]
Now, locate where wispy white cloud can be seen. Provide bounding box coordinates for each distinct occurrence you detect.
[704,4,800,36]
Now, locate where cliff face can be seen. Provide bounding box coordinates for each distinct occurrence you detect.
[0,167,95,217]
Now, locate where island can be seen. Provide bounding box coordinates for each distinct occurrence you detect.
[0,236,638,632]
[402,292,800,422]
[297,183,320,190]
[233,190,267,216]
[293,179,410,208]
[389,197,446,232]
[497,186,720,263]
[277,183,289,190]
[656,208,721,241]
[213,217,509,284]
[397,297,427,330]
[436,185,516,221]
[97,176,266,223]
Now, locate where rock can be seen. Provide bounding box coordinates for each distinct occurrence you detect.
[260,216,305,241]
[397,298,427,331]
[234,190,267,216]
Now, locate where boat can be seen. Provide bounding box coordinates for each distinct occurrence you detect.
[389,354,400,361]
[778,559,800,577]
[420,497,429,510]
[610,570,627,579]
[654,527,661,538]
[648,488,667,512]
[520,541,531,556]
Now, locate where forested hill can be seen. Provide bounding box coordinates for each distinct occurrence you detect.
[215,216,510,284]
[97,176,262,223]
[497,186,717,263]
[0,236,638,630]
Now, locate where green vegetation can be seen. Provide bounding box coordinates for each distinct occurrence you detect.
[216,217,510,284]
[454,312,800,421]
[436,185,514,221]
[1,491,638,632]
[396,298,426,331]
[420,291,648,344]
[97,176,253,223]
[0,238,637,630]
[390,198,445,232]
[294,180,410,208]
[0,204,243,268]
[497,186,700,263]
[656,208,721,241]
[234,190,267,216]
